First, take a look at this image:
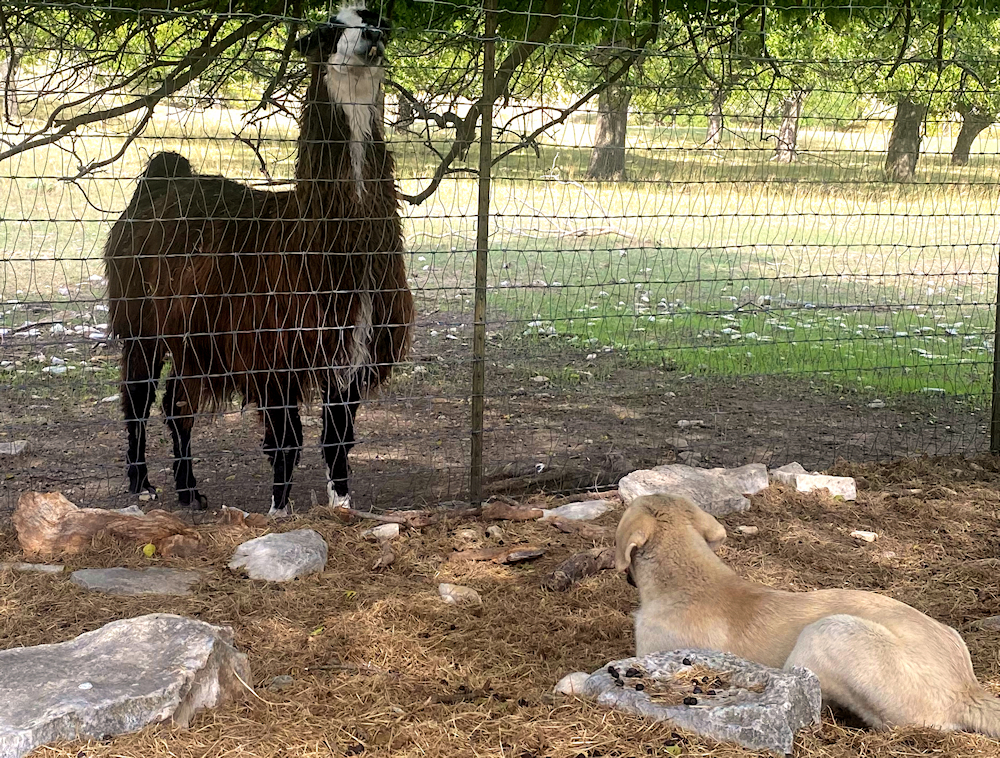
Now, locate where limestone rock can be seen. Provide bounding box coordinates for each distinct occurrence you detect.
[770,463,857,501]
[554,671,590,696]
[361,523,401,542]
[970,615,1000,632]
[0,440,29,456]
[0,614,249,758]
[0,562,64,574]
[582,649,820,754]
[850,530,877,543]
[540,500,614,522]
[438,583,482,605]
[770,462,807,485]
[794,474,857,500]
[14,491,200,558]
[228,529,328,581]
[70,568,201,596]
[618,464,769,516]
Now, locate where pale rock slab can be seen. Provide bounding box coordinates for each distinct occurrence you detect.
[228,529,328,581]
[554,671,590,696]
[540,500,614,522]
[582,649,821,754]
[438,583,482,605]
[0,614,249,758]
[361,523,400,542]
[70,568,201,596]
[770,463,856,501]
[0,562,64,574]
[618,464,769,516]
[0,440,29,456]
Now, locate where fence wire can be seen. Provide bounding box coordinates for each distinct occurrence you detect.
[1,0,998,512]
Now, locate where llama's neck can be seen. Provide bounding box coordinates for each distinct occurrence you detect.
[296,65,384,202]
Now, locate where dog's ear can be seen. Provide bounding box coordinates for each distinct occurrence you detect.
[615,506,657,572]
[691,507,727,552]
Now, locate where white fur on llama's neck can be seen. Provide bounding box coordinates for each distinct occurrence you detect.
[325,4,384,199]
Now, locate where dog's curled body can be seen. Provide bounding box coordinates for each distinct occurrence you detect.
[616,494,1000,735]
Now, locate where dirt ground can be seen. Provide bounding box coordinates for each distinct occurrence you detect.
[0,310,989,515]
[4,455,1000,757]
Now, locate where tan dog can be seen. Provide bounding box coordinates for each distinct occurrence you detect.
[615,493,1000,734]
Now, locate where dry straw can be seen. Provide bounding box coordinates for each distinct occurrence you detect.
[4,455,1000,756]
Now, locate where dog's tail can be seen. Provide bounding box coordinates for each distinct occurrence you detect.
[958,689,1000,737]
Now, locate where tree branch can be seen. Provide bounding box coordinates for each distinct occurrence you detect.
[0,13,274,167]
[399,0,563,205]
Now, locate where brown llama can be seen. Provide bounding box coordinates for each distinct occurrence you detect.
[104,3,414,516]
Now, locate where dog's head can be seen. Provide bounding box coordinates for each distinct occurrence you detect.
[614,494,727,583]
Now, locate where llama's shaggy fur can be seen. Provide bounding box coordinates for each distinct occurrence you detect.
[104,4,413,515]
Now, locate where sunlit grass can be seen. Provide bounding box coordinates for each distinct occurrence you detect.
[2,103,998,400]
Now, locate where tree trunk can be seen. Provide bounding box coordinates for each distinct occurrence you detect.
[774,89,807,163]
[884,97,926,182]
[951,106,994,166]
[395,96,414,132]
[706,85,726,148]
[586,78,631,181]
[0,51,20,125]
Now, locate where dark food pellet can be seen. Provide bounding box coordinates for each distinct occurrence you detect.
[635,683,645,691]
[625,667,642,678]
[608,666,620,678]
[682,657,692,666]
[614,678,624,687]
[707,690,716,696]
[693,686,703,694]
[683,696,698,706]
[701,676,709,684]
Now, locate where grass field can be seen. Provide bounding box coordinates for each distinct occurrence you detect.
[2,101,999,402]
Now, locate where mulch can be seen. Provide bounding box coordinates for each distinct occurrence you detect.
[5,454,1000,757]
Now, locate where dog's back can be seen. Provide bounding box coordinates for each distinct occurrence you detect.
[618,494,1000,735]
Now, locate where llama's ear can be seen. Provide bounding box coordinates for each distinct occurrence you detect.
[295,24,337,57]
[615,505,656,573]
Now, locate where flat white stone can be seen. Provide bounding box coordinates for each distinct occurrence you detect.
[770,463,857,500]
[554,671,590,696]
[71,568,201,596]
[795,474,857,500]
[0,614,249,758]
[228,529,328,581]
[851,530,878,543]
[361,523,400,541]
[540,500,614,521]
[769,462,807,485]
[0,441,29,456]
[438,583,482,605]
[0,562,64,574]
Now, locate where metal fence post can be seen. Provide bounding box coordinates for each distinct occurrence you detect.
[470,0,495,505]
[992,275,1000,453]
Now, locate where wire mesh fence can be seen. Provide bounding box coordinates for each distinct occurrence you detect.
[1,0,998,513]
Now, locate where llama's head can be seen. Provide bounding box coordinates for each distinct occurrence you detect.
[296,3,391,195]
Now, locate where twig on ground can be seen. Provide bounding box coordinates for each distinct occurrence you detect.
[541,547,616,591]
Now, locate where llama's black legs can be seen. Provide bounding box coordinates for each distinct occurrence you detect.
[162,373,207,509]
[121,337,164,497]
[322,378,361,508]
[263,397,303,517]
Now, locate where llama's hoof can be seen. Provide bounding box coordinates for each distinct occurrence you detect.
[126,484,158,502]
[267,497,291,519]
[327,481,351,510]
[179,491,208,510]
